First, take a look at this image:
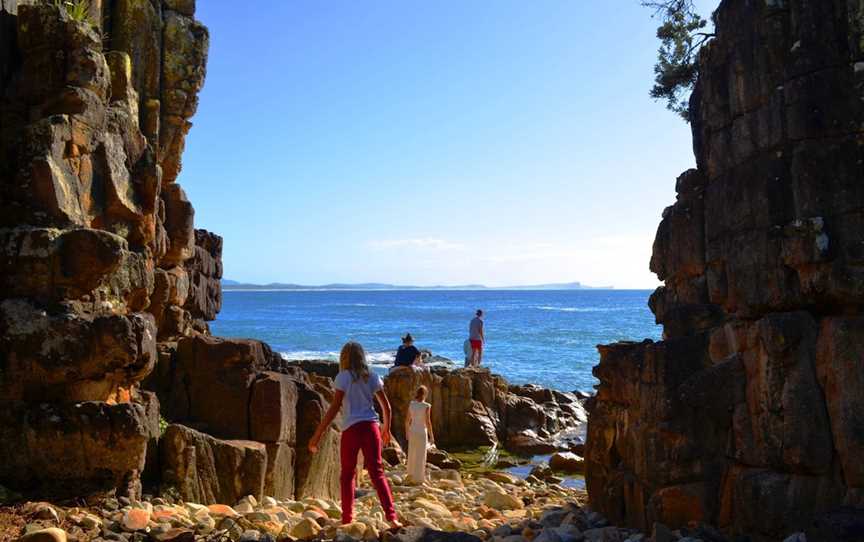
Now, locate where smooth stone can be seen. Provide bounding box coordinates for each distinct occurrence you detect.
[235,502,255,514]
[150,528,195,542]
[492,525,513,537]
[539,509,568,528]
[25,503,60,522]
[651,523,675,542]
[19,529,67,542]
[484,490,524,511]
[121,508,150,531]
[533,529,562,542]
[286,501,306,513]
[185,503,207,515]
[239,530,261,542]
[338,522,368,539]
[583,527,622,542]
[486,473,520,485]
[291,517,322,539]
[413,498,452,518]
[554,525,582,541]
[208,504,239,518]
[195,514,216,534]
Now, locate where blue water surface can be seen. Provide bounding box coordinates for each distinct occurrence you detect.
[209,289,660,392]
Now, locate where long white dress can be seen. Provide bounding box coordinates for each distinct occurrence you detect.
[406,400,430,483]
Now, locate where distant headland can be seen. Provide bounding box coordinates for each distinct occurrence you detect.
[221,279,614,291]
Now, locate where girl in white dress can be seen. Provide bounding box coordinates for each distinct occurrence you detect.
[405,385,434,484]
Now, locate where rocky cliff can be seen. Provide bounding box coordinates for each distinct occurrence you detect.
[585,1,864,541]
[384,367,587,455]
[0,0,339,504]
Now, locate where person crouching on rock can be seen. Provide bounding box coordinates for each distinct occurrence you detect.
[391,333,422,372]
[308,341,401,528]
[405,385,434,484]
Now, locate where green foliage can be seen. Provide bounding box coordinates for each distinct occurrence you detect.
[52,0,92,24]
[642,0,714,122]
[159,415,169,436]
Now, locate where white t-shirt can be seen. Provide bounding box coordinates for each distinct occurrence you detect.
[334,369,384,430]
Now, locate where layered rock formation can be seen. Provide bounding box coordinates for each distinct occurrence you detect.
[585,1,864,540]
[0,0,207,500]
[384,367,587,455]
[0,1,341,504]
[146,336,342,503]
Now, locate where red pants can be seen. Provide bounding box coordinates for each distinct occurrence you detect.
[340,421,396,524]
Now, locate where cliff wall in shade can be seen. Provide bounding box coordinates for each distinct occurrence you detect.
[585,1,864,541]
[0,1,341,504]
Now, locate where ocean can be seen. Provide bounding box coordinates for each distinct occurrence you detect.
[210,289,661,393]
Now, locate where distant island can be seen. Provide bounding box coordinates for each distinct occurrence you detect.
[221,280,614,291]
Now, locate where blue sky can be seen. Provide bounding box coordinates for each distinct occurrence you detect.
[182,1,716,288]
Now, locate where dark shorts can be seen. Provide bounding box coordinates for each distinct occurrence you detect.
[470,339,483,350]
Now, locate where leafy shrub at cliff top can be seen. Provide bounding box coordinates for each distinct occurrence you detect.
[643,0,715,121]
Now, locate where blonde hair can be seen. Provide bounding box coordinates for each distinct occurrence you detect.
[340,341,370,382]
[415,385,428,401]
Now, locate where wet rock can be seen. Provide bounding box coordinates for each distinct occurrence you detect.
[427,448,463,470]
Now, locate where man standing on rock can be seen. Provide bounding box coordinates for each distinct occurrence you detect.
[469,309,485,367]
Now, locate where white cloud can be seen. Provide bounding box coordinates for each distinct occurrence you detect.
[368,238,465,251]
[358,233,661,289]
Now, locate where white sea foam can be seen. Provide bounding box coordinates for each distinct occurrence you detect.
[280,350,339,361]
[280,349,455,367]
[280,350,396,365]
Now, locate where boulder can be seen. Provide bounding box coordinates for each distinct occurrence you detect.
[294,380,341,500]
[0,400,152,500]
[170,335,270,439]
[383,367,584,453]
[263,441,295,500]
[18,529,67,542]
[549,452,584,474]
[160,424,266,504]
[250,371,298,443]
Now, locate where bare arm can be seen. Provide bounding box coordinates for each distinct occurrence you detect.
[375,389,393,446]
[425,407,434,445]
[480,321,485,342]
[308,390,344,453]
